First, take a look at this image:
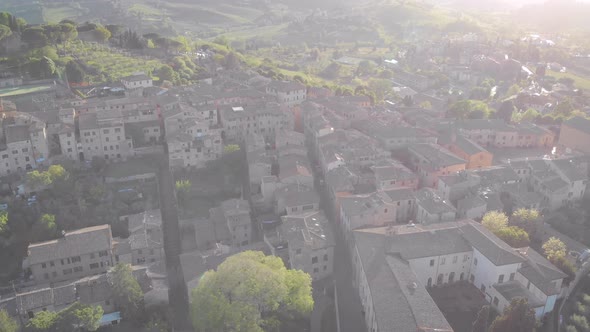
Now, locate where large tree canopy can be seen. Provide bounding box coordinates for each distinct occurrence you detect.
[489,298,536,332]
[190,251,313,332]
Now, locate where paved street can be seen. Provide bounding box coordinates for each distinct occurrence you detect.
[309,146,367,332]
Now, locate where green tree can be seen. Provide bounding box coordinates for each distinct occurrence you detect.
[521,108,540,122]
[555,99,574,116]
[489,298,536,332]
[510,209,541,240]
[419,101,432,110]
[190,251,313,332]
[223,144,241,154]
[367,78,392,103]
[157,64,178,83]
[571,314,590,332]
[40,214,56,232]
[109,263,144,323]
[28,302,103,331]
[356,60,375,76]
[495,226,530,248]
[0,309,18,332]
[448,100,491,120]
[65,61,85,83]
[506,84,521,97]
[27,170,52,190]
[542,236,567,262]
[482,211,509,234]
[0,211,7,236]
[92,25,111,42]
[224,52,240,69]
[175,179,191,209]
[47,165,68,182]
[566,325,579,332]
[472,305,490,332]
[0,24,11,42]
[553,256,576,284]
[22,27,49,47]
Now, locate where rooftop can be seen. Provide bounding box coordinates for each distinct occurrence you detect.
[5,124,31,144]
[409,143,466,169]
[416,188,456,215]
[27,225,112,266]
[281,211,334,251]
[563,116,590,135]
[493,281,545,308]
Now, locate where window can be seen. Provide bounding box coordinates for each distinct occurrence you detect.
[441,257,446,265]
[324,254,329,262]
[138,249,143,255]
[527,281,531,289]
[71,256,81,263]
[149,249,154,255]
[90,253,95,259]
[63,268,73,275]
[313,267,319,273]
[41,263,46,269]
[296,249,301,254]
[52,271,57,278]
[480,284,486,293]
[493,297,499,306]
[73,266,83,273]
[509,273,515,281]
[498,274,504,284]
[430,259,435,266]
[61,259,65,265]
[312,256,318,264]
[89,263,99,269]
[452,256,458,264]
[44,273,49,279]
[99,250,108,257]
[50,261,54,267]
[463,254,468,262]
[384,208,388,213]
[323,265,327,271]
[103,129,110,134]
[474,258,478,266]
[1,155,6,159]
[137,258,146,264]
[105,300,110,306]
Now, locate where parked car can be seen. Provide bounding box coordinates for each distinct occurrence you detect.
[577,249,590,264]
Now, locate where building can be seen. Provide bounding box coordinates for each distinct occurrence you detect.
[558,116,590,154]
[121,210,164,266]
[167,120,223,169]
[265,81,307,106]
[352,220,565,332]
[23,225,115,285]
[415,188,457,225]
[57,124,78,160]
[371,159,419,191]
[78,113,133,162]
[274,184,320,216]
[219,103,290,142]
[407,143,467,188]
[340,188,416,233]
[209,199,252,248]
[121,73,153,90]
[279,211,335,280]
[441,134,493,170]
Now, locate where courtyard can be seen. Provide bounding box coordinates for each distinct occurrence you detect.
[429,282,490,332]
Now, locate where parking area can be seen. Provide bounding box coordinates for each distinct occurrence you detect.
[429,282,489,332]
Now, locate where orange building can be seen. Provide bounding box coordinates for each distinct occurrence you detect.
[446,136,493,170]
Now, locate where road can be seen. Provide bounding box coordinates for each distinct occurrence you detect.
[309,148,367,332]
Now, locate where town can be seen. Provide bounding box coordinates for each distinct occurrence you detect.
[0,1,589,332]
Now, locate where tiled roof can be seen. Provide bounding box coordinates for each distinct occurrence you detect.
[27,225,112,266]
[493,281,545,308]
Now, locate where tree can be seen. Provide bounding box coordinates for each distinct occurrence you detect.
[482,211,509,234]
[224,52,240,69]
[495,226,530,248]
[39,214,57,232]
[553,256,576,284]
[555,99,574,116]
[223,144,241,154]
[190,251,313,332]
[157,65,177,83]
[496,100,515,122]
[489,298,536,332]
[0,309,17,332]
[510,209,541,240]
[65,61,85,84]
[419,101,432,110]
[472,305,490,332]
[506,84,521,97]
[27,170,52,190]
[92,25,111,42]
[28,302,103,332]
[0,24,11,42]
[542,237,567,262]
[0,211,7,237]
[108,263,144,323]
[571,314,590,332]
[367,78,392,103]
[47,165,68,182]
[356,60,375,76]
[175,180,191,209]
[448,100,491,120]
[22,27,49,47]
[566,325,579,332]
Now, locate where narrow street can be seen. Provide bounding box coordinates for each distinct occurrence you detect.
[309,146,367,332]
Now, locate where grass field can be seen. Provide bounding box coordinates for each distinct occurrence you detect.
[64,41,163,83]
[547,69,590,90]
[42,5,83,23]
[219,23,288,41]
[0,84,54,98]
